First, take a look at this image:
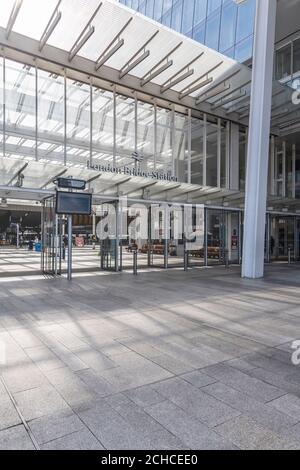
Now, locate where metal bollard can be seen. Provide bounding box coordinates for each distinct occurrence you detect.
[133,250,138,275]
[184,250,189,271]
[224,249,229,268]
[288,248,292,264]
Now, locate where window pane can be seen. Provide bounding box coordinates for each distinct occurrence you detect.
[236,0,256,43]
[37,69,64,164]
[6,60,36,162]
[153,0,163,20]
[219,2,237,53]
[235,35,253,63]
[293,38,300,75]
[156,106,173,175]
[191,117,204,186]
[115,94,136,167]
[220,120,228,188]
[171,0,183,32]
[66,79,90,167]
[136,100,155,172]
[174,112,188,182]
[206,117,218,187]
[207,0,221,15]
[194,0,207,25]
[0,58,3,158]
[276,44,291,80]
[205,11,221,50]
[181,0,195,35]
[92,88,114,165]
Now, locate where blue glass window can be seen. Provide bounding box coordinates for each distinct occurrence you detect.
[171,0,183,33]
[153,0,164,20]
[181,0,195,35]
[236,0,256,43]
[207,0,221,15]
[194,0,207,26]
[205,11,221,50]
[146,0,155,18]
[219,1,237,53]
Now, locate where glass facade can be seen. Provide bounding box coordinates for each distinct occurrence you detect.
[119,0,256,62]
[0,56,232,189]
[276,36,300,89]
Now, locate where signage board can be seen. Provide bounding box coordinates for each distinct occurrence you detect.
[55,191,92,215]
[56,177,86,190]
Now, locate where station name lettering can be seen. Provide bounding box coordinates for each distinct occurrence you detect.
[87,161,178,182]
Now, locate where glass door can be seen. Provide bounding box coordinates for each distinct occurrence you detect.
[269,215,295,261]
[97,202,117,272]
[41,196,62,275]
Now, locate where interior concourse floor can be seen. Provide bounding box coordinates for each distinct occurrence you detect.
[0,264,299,449]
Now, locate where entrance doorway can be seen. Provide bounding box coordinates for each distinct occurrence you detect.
[268,215,297,262]
[0,204,42,276]
[206,209,241,266]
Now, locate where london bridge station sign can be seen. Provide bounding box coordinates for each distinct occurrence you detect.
[87,160,178,183]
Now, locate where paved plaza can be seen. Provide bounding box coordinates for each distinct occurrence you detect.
[0,264,300,450]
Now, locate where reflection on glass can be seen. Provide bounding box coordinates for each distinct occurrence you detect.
[37,69,64,164]
[156,106,173,176]
[0,57,3,157]
[6,59,36,161]
[276,44,291,80]
[115,95,135,167]
[206,117,218,187]
[174,112,188,183]
[66,79,90,167]
[92,88,114,165]
[191,117,204,186]
[136,100,154,172]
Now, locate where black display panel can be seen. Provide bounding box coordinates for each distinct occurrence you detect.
[55,191,92,215]
[56,177,86,190]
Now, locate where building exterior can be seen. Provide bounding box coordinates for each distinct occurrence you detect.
[119,0,256,62]
[0,0,299,279]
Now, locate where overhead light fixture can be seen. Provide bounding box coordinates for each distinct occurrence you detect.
[1,198,8,208]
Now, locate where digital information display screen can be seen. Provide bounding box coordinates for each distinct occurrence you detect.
[55,191,92,215]
[56,177,86,190]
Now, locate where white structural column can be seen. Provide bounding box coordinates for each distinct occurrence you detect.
[242,0,277,279]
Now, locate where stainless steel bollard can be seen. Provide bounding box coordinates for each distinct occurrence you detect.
[224,249,229,268]
[133,250,138,275]
[184,250,189,271]
[288,248,292,264]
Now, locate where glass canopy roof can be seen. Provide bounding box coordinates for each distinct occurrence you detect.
[0,0,296,127]
[0,0,252,104]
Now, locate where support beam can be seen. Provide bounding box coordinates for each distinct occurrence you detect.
[119,30,159,79]
[68,2,103,61]
[6,0,23,39]
[95,17,133,70]
[242,0,277,279]
[39,0,62,51]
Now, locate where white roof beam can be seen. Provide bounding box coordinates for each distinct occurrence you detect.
[179,61,223,100]
[210,80,251,105]
[6,0,23,39]
[140,42,182,87]
[195,69,241,103]
[161,69,194,93]
[180,77,213,100]
[211,90,247,110]
[39,0,62,51]
[160,52,204,93]
[119,50,150,79]
[95,17,133,71]
[6,162,28,186]
[141,61,173,87]
[119,30,159,79]
[41,168,68,189]
[68,2,103,62]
